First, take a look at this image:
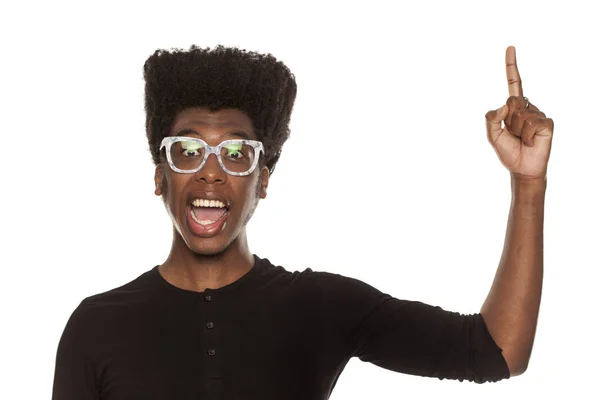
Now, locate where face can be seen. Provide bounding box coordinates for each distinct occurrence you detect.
[154,108,269,256]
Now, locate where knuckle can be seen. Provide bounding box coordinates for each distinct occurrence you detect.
[531,110,546,118]
[507,96,520,106]
[524,118,536,128]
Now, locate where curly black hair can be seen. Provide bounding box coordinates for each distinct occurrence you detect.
[143,45,297,176]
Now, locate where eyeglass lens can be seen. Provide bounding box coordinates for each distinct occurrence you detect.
[170,140,256,173]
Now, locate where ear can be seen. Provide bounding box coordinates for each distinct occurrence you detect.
[154,164,164,196]
[259,166,270,199]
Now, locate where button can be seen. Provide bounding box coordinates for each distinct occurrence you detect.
[207,348,216,356]
[206,321,215,329]
[204,294,212,302]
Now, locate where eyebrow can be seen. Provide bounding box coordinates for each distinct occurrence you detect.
[175,128,251,140]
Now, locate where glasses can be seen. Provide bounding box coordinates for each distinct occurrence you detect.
[160,136,265,176]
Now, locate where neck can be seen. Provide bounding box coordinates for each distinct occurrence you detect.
[158,227,255,292]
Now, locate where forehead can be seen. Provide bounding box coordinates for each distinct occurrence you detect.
[170,108,256,139]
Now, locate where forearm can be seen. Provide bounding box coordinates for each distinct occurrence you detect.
[480,175,546,376]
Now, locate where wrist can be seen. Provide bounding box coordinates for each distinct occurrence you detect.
[511,174,547,204]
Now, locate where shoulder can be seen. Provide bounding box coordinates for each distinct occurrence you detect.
[257,256,388,302]
[64,267,160,335]
[83,266,160,307]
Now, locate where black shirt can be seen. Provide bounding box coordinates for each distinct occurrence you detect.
[52,255,509,399]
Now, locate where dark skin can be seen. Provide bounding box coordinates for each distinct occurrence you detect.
[481,46,552,376]
[154,108,269,293]
[153,46,551,378]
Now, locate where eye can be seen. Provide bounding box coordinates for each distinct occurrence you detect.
[180,141,204,157]
[224,143,245,159]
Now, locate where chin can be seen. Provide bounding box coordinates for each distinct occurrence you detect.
[183,226,241,257]
[180,234,233,257]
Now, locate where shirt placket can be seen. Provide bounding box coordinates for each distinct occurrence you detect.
[201,289,222,397]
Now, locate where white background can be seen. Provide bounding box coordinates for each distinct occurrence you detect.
[1,0,598,398]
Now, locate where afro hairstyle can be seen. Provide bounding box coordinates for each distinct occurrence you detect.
[143,45,297,176]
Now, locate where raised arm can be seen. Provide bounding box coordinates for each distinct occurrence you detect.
[481,46,554,376]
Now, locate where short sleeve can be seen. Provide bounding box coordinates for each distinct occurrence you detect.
[52,301,100,400]
[320,272,510,383]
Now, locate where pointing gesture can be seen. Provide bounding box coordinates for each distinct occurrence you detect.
[485,46,554,180]
[506,46,523,97]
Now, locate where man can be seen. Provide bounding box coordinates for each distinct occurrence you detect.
[52,45,552,399]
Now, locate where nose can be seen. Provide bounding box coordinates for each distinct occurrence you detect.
[195,153,226,184]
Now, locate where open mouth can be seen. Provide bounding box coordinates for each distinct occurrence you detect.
[186,198,229,237]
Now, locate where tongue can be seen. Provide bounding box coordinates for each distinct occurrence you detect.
[192,207,226,222]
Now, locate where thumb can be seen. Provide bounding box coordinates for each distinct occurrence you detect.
[485,104,509,143]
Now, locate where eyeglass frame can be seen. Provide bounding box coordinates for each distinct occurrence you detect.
[159,136,265,176]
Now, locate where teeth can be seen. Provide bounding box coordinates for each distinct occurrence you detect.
[191,198,226,208]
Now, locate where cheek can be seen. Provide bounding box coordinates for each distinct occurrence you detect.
[235,176,261,211]
[164,175,188,208]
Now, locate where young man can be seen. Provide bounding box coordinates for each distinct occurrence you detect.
[52,45,552,399]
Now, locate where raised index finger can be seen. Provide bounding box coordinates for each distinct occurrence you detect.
[505,46,523,97]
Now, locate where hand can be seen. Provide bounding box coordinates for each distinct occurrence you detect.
[485,46,554,181]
